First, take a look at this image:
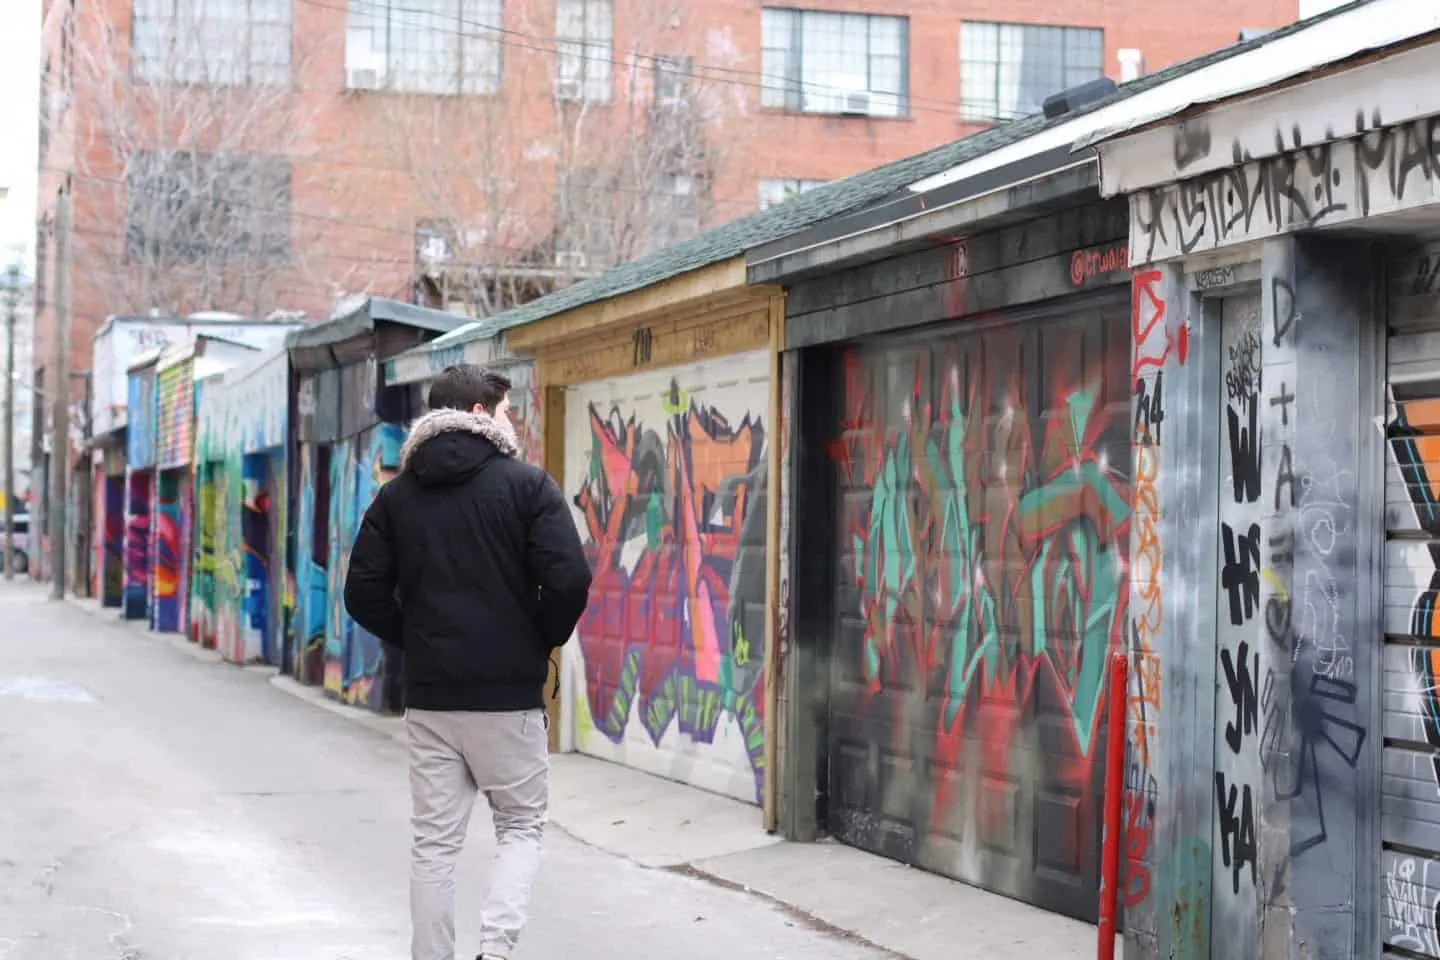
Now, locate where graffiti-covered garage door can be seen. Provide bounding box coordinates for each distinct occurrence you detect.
[826,297,1130,920]
[1382,240,1440,957]
[564,350,769,804]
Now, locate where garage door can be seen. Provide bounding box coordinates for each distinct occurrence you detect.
[825,297,1131,920]
[1383,240,1440,958]
[563,350,770,803]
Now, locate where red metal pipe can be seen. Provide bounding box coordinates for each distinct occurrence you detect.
[1098,649,1129,960]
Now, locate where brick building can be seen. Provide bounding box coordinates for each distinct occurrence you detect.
[33,0,1299,409]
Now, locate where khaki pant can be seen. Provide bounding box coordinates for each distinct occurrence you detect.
[407,708,549,960]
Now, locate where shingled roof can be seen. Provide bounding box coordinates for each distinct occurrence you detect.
[410,4,1358,354]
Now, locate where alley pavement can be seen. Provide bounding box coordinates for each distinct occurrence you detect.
[0,581,1099,960]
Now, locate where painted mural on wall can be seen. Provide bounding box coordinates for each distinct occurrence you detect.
[123,470,153,621]
[156,359,195,468]
[564,352,769,804]
[192,352,290,664]
[102,475,124,607]
[322,424,405,709]
[126,370,158,469]
[825,312,1129,917]
[153,471,191,633]
[1385,346,1440,957]
[293,443,328,685]
[242,454,281,664]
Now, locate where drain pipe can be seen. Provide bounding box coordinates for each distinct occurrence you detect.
[1097,650,1128,960]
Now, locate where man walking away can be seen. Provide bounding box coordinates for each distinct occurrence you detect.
[344,364,593,960]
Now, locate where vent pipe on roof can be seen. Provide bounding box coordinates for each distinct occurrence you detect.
[1117,48,1145,82]
[1042,76,1119,119]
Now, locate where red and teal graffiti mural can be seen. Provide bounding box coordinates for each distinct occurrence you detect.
[102,476,125,607]
[324,424,405,710]
[825,311,1130,920]
[153,470,190,633]
[571,374,768,802]
[123,470,154,621]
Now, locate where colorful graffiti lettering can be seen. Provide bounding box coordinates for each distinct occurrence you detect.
[826,313,1129,914]
[1126,269,1177,918]
[572,376,768,802]
[323,424,405,709]
[123,470,154,621]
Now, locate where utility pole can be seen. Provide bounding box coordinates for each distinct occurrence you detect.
[49,186,71,600]
[3,262,17,581]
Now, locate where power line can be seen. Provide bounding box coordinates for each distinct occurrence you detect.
[316,0,1029,121]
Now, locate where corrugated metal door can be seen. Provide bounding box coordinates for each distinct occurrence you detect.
[1383,240,1440,957]
[825,296,1130,920]
[562,351,770,804]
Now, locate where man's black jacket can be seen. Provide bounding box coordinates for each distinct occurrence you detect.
[343,408,592,712]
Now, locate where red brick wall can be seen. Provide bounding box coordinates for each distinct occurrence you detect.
[34,0,1298,396]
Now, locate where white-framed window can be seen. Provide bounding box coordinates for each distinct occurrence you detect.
[647,173,706,252]
[960,21,1104,122]
[132,0,292,86]
[652,55,693,106]
[760,8,907,118]
[555,0,612,103]
[757,178,825,210]
[344,0,503,95]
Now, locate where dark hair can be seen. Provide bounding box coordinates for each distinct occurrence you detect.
[427,364,512,414]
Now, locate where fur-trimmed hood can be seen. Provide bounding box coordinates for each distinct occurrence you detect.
[399,408,519,482]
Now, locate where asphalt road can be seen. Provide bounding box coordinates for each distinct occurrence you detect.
[0,584,883,960]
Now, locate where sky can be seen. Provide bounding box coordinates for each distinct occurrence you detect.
[0,0,40,276]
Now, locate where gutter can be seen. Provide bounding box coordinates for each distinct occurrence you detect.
[747,151,1099,285]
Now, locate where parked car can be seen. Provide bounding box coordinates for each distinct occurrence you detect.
[3,513,28,574]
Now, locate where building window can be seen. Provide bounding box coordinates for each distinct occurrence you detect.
[345,0,503,94]
[761,8,907,118]
[124,152,292,264]
[555,0,612,103]
[960,22,1104,122]
[653,55,693,106]
[758,178,825,210]
[646,174,705,253]
[132,0,293,86]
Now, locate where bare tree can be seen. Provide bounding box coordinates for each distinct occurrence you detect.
[67,0,333,319]
[359,0,754,317]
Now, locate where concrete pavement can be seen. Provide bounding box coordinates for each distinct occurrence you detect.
[3,581,1101,959]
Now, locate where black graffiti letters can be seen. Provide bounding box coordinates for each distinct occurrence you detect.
[1274,444,1295,512]
[1269,380,1295,428]
[1134,372,1165,446]
[1215,771,1258,895]
[1271,277,1297,347]
[1413,254,1440,297]
[1228,396,1261,503]
[1222,640,1259,754]
[1226,329,1260,400]
[1222,522,1262,626]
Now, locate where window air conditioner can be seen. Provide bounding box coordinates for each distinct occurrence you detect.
[840,90,872,116]
[347,67,383,90]
[555,77,583,100]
